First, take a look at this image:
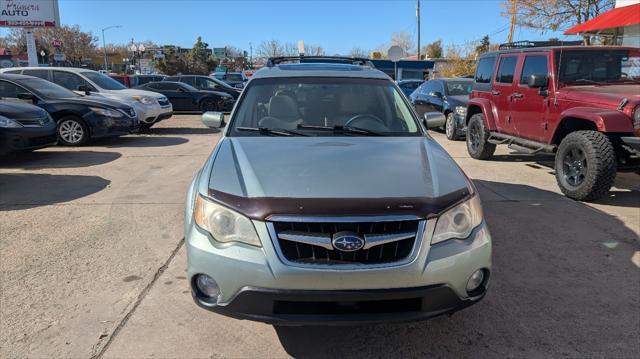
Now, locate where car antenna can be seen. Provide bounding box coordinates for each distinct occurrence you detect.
[554,38,566,107]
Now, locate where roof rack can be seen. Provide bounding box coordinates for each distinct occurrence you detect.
[266,56,373,67]
[498,40,583,50]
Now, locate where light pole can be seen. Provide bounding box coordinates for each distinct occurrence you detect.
[102,25,122,71]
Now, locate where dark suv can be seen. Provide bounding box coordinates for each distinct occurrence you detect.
[466,42,640,201]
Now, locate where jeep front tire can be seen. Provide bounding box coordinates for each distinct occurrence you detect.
[466,113,495,160]
[555,131,616,201]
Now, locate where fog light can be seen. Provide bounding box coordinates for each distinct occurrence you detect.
[195,274,220,299]
[466,269,485,293]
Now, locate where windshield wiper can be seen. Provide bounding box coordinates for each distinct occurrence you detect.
[297,124,385,136]
[569,79,601,85]
[236,126,310,136]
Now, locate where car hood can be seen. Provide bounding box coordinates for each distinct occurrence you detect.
[100,88,168,100]
[0,101,46,119]
[49,96,133,111]
[206,136,471,219]
[446,95,470,106]
[559,84,640,107]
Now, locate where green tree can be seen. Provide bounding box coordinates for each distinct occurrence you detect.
[424,40,443,59]
[155,46,187,75]
[475,35,490,55]
[184,37,217,75]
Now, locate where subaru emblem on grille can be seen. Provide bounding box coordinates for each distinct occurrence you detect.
[332,231,365,252]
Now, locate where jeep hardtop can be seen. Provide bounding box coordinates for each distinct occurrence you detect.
[465,42,640,201]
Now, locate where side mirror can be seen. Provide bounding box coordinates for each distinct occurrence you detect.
[201,111,225,128]
[528,74,548,88]
[430,91,443,99]
[17,93,35,102]
[423,112,446,129]
[77,84,91,95]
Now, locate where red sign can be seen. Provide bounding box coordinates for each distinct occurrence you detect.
[51,39,63,48]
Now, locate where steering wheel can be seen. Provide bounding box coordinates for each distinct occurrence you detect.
[344,114,386,130]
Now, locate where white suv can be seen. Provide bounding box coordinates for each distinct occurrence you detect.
[0,67,173,128]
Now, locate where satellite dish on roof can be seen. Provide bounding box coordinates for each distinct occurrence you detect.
[387,45,404,62]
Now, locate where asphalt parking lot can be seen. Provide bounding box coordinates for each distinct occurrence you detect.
[1,114,639,358]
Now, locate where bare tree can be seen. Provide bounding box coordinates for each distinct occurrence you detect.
[305,44,325,56]
[349,47,369,58]
[440,45,476,78]
[256,39,284,59]
[391,31,413,55]
[5,25,98,66]
[503,0,615,32]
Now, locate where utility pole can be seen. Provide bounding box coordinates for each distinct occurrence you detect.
[507,0,517,43]
[101,25,122,71]
[249,42,253,68]
[416,0,421,59]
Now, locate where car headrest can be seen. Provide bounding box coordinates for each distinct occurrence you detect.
[269,95,299,120]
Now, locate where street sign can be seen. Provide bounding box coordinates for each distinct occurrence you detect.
[51,39,63,48]
[53,53,65,61]
[387,46,404,62]
[0,0,60,27]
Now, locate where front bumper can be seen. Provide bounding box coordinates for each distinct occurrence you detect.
[193,283,485,325]
[0,123,57,155]
[84,113,138,138]
[186,210,492,324]
[454,113,467,135]
[131,101,173,124]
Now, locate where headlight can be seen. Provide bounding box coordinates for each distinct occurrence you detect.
[431,193,483,244]
[89,107,123,118]
[132,96,157,105]
[0,115,23,128]
[455,106,467,117]
[194,195,261,247]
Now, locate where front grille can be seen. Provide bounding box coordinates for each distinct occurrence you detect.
[16,116,49,127]
[271,219,421,266]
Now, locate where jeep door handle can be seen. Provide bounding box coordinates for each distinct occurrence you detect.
[512,92,524,99]
[491,90,501,96]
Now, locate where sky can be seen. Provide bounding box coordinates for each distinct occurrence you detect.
[12,0,574,54]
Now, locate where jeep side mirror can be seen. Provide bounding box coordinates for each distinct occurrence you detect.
[430,91,443,99]
[528,74,548,88]
[423,112,446,129]
[202,111,225,128]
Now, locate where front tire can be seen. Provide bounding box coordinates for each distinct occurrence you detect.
[445,112,459,140]
[466,113,495,160]
[554,131,616,201]
[200,98,218,112]
[57,116,89,146]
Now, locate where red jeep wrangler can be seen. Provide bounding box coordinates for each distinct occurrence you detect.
[466,42,640,201]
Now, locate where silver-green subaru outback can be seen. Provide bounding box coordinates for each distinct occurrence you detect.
[185,57,491,325]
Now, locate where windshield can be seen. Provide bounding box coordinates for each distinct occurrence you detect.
[446,81,473,96]
[229,77,421,136]
[21,78,80,99]
[556,49,640,84]
[81,71,128,90]
[202,77,235,90]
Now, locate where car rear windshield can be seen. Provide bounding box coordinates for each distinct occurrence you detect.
[556,49,640,84]
[224,74,244,82]
[446,81,473,96]
[229,77,421,136]
[81,71,128,90]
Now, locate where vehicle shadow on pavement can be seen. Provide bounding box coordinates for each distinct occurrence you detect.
[141,127,221,136]
[274,180,639,359]
[93,136,189,148]
[0,151,121,170]
[0,173,110,210]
